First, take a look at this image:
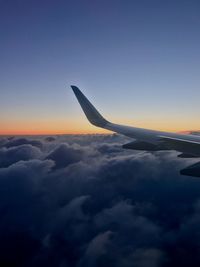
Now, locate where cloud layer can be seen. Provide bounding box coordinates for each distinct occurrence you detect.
[0,134,200,267]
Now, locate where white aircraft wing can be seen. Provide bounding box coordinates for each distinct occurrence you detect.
[71,85,200,158]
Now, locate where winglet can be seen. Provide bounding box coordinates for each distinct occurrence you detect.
[71,86,109,128]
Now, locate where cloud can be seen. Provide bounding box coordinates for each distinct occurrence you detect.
[45,143,84,169]
[80,231,113,267]
[45,136,56,142]
[0,144,42,167]
[0,134,200,266]
[122,248,165,267]
[5,137,43,149]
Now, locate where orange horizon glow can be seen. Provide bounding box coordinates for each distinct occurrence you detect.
[0,118,111,135]
[0,128,110,136]
[1,117,199,136]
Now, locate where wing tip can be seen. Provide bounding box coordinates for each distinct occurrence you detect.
[71,85,109,128]
[71,85,79,91]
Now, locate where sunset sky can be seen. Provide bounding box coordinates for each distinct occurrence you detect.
[1,0,200,135]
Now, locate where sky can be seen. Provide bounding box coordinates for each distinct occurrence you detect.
[1,0,200,135]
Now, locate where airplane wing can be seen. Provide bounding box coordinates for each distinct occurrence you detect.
[158,136,200,156]
[71,85,161,140]
[71,85,200,158]
[180,162,200,177]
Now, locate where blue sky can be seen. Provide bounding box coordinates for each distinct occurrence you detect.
[1,0,200,134]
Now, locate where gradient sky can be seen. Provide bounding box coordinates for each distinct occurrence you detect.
[1,0,200,135]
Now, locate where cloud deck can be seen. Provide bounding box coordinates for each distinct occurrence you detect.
[0,135,199,267]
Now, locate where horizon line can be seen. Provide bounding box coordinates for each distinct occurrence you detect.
[0,130,199,137]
